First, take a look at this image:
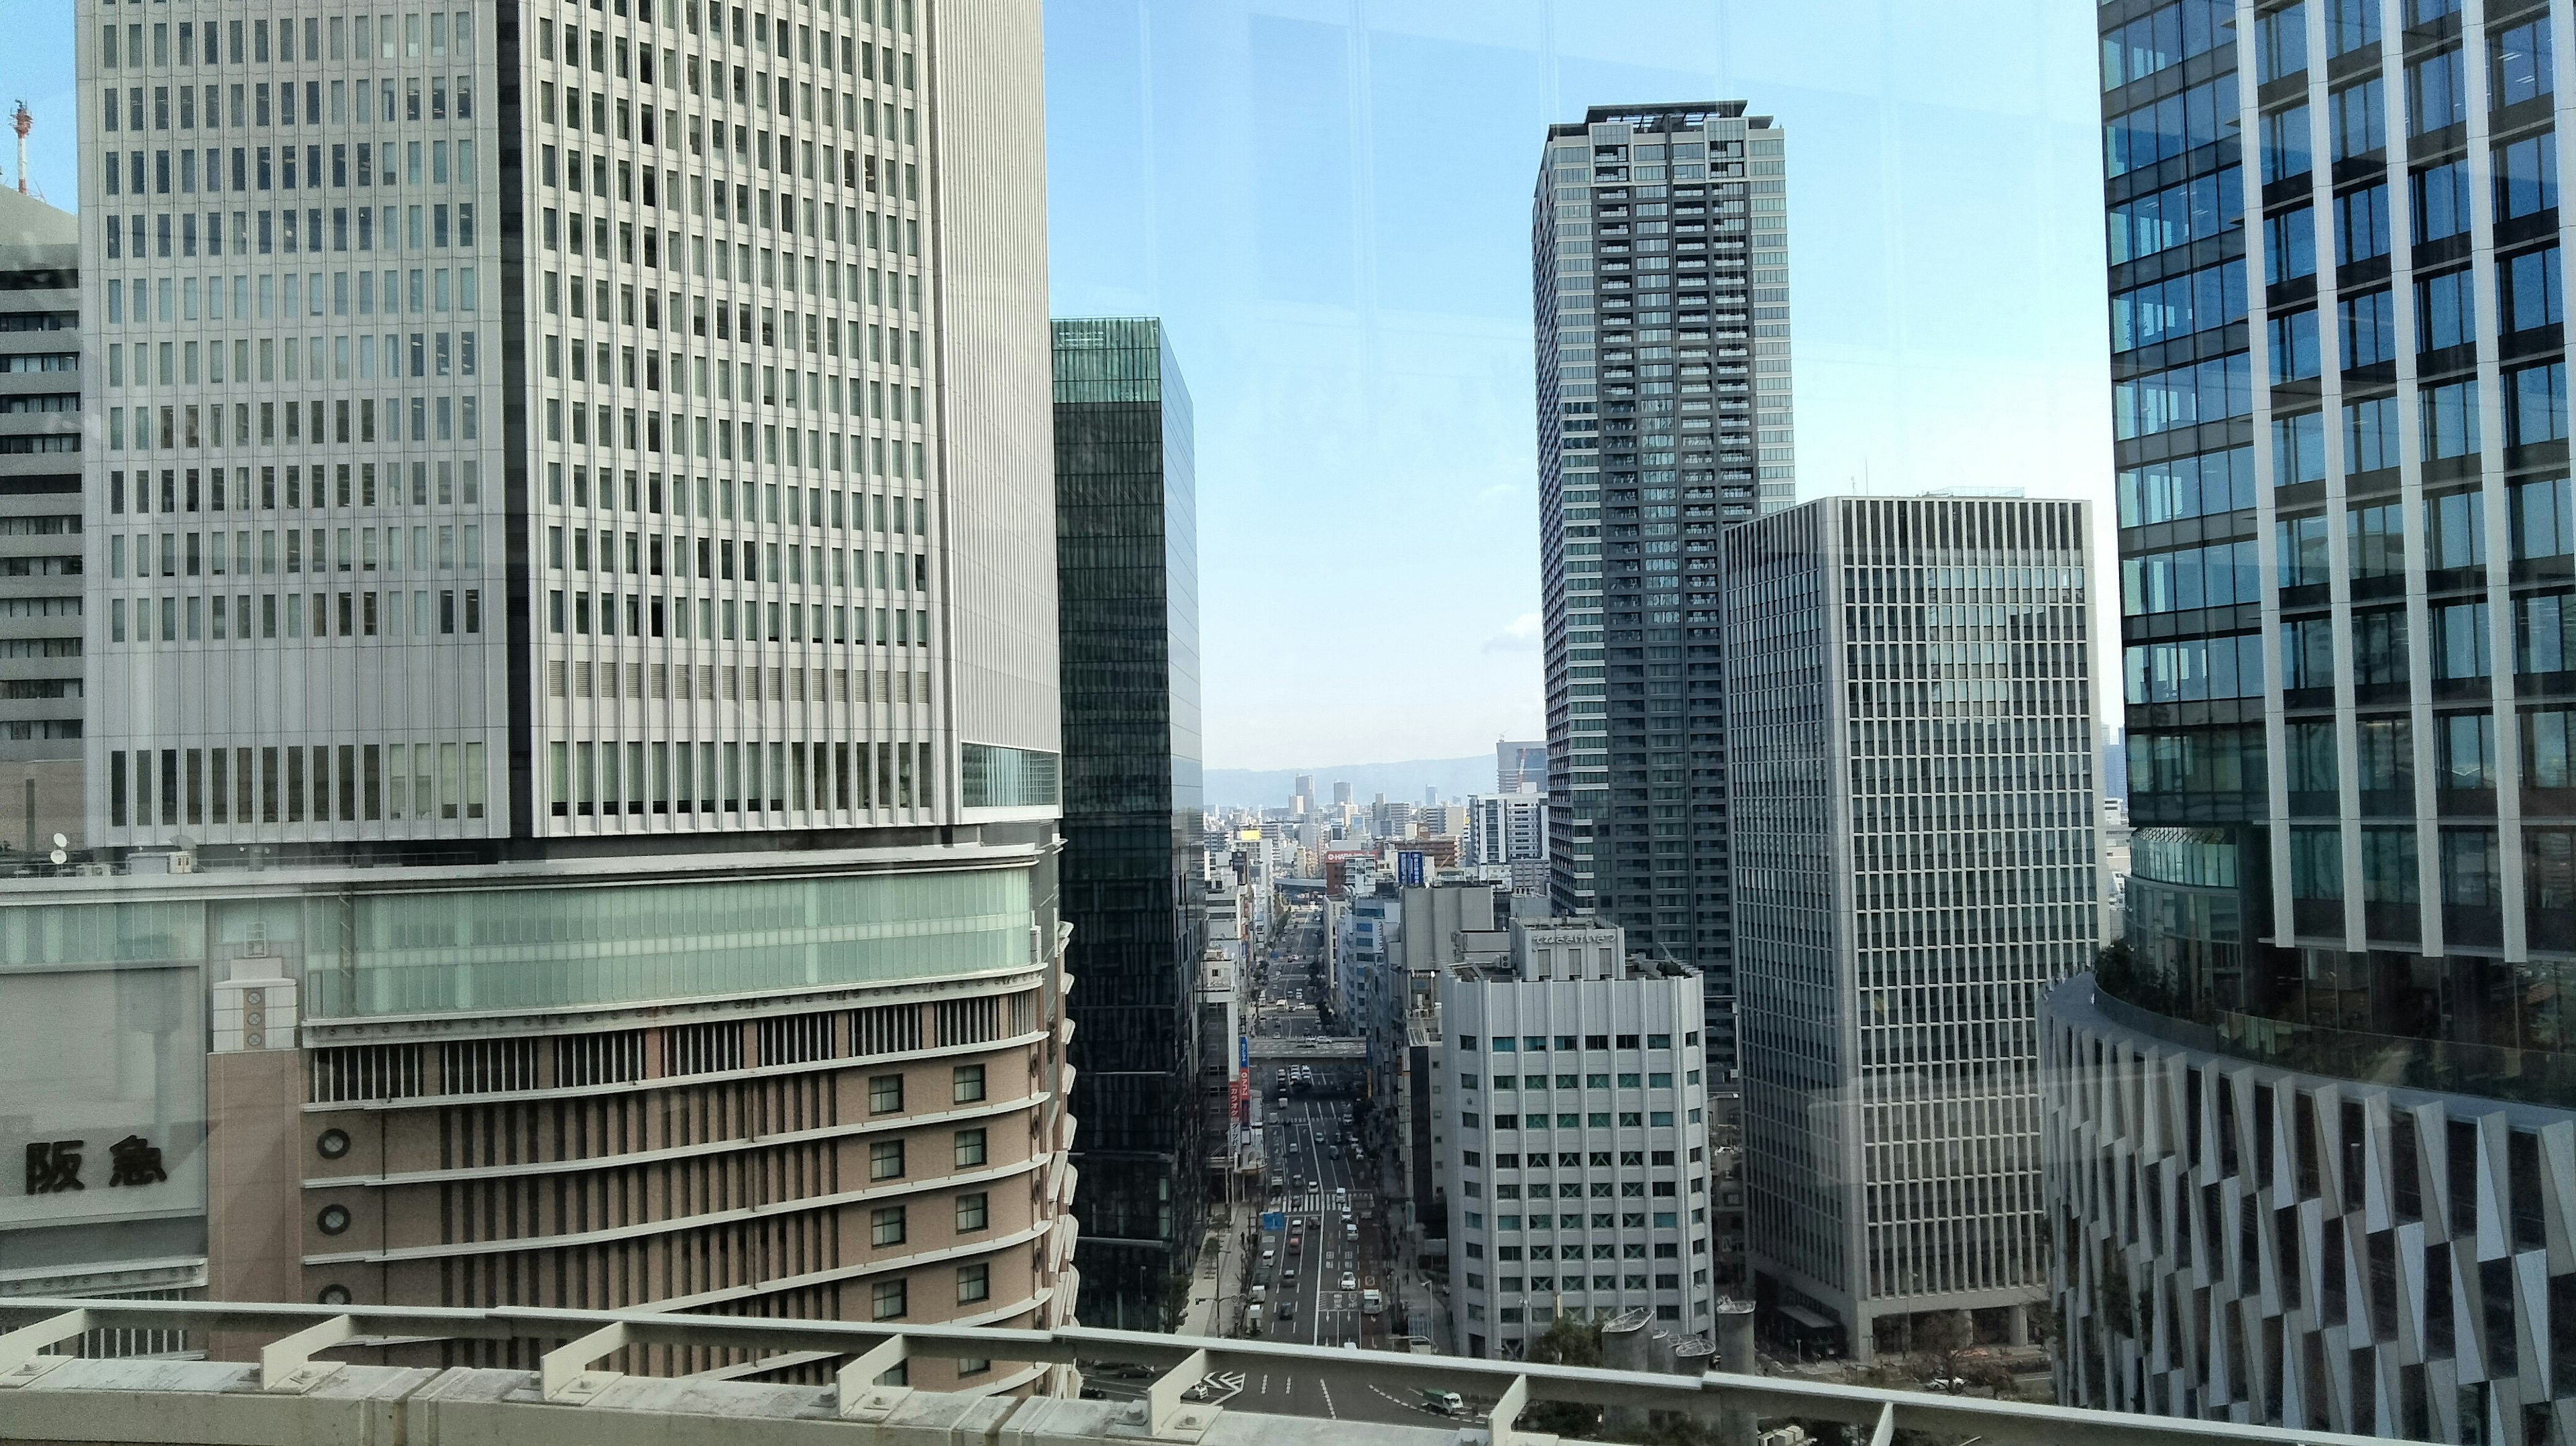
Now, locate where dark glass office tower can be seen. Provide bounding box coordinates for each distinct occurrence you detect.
[1052,318,1207,1329]
[1532,104,1796,1077]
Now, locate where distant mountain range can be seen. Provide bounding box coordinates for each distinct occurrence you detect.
[1203,757,1500,810]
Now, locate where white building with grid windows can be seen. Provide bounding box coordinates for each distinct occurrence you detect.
[78,0,1061,850]
[1436,918,1717,1360]
[1724,495,2104,1361]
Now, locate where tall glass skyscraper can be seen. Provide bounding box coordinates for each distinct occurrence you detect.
[1532,103,1795,1072]
[1051,317,1205,1330]
[2048,2,2576,1432]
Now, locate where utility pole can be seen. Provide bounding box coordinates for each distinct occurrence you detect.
[11,102,31,195]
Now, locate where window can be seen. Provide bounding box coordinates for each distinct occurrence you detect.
[2422,380,2481,459]
[2262,105,2314,183]
[2414,160,2472,243]
[2266,206,2317,284]
[2417,269,2477,352]
[2492,19,2554,109]
[870,1139,905,1180]
[2327,0,2380,56]
[2276,410,2328,484]
[869,1074,903,1114]
[2341,288,2396,368]
[957,1262,990,1304]
[2269,309,2320,383]
[2496,133,2560,221]
[2356,606,2413,685]
[2444,829,2505,907]
[953,1064,985,1103]
[2347,394,2402,471]
[871,1278,908,1320]
[872,1205,908,1247]
[2442,712,2499,789]
[2430,488,2489,569]
[2361,828,2420,903]
[2349,502,2405,577]
[2357,716,2414,793]
[2280,514,2332,587]
[2257,3,2310,81]
[2436,600,2493,679]
[2527,710,2576,787]
[2503,247,2565,334]
[2336,184,2391,265]
[2512,476,2575,559]
[957,1190,989,1231]
[953,1127,988,1168]
[2328,78,2385,160]
[2286,720,2338,795]
[2408,48,2466,135]
[2519,592,2576,673]
[2291,826,2344,899]
[2509,362,2568,447]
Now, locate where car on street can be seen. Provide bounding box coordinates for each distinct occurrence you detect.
[1262,1247,1275,1261]
[1340,1272,1356,1290]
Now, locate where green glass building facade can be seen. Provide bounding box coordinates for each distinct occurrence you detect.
[1051,318,1207,1329]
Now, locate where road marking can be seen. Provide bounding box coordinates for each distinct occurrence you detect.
[1318,1380,1337,1419]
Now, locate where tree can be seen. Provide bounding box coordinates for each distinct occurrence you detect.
[1520,1316,1605,1438]
[1907,1311,1974,1388]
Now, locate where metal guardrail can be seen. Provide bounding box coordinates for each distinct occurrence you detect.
[0,1296,2391,1446]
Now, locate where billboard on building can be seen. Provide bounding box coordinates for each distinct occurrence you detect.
[1397,850,1425,887]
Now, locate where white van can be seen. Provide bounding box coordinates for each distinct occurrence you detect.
[1360,1288,1384,1315]
[1250,1284,1268,1304]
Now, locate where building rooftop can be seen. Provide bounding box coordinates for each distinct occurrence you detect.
[0,1298,2387,1446]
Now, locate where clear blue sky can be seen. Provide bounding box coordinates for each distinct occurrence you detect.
[3,0,2120,772]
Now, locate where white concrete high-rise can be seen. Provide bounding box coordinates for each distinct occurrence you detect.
[1723,494,2102,1361]
[80,0,1061,850]
[1435,917,1717,1360]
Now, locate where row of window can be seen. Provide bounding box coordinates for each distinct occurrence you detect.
[107,463,480,516]
[107,395,480,451]
[1456,1032,1693,1052]
[2278,594,2576,685]
[106,268,476,325]
[2271,366,2569,485]
[2279,707,2576,793]
[107,740,489,828]
[549,592,930,645]
[98,13,475,70]
[2099,0,2237,93]
[103,76,475,140]
[2275,476,2573,581]
[1460,1070,1696,1091]
[2286,824,2573,907]
[107,589,481,644]
[105,204,474,260]
[112,525,480,579]
[1460,1238,1704,1262]
[1466,1214,1701,1235]
[109,334,480,390]
[1463,1109,1703,1130]
[2263,251,2559,383]
[2261,137,2559,286]
[549,738,941,818]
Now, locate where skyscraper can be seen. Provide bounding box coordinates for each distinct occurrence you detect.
[1495,738,1546,792]
[0,189,83,851]
[1726,495,2102,1361]
[1533,103,1794,1074]
[2048,4,2576,1429]
[50,0,1085,1362]
[85,0,1061,852]
[1051,316,1205,1329]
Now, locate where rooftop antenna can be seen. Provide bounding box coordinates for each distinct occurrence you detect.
[11,102,28,196]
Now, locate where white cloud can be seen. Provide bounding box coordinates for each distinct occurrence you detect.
[1483,612,1542,654]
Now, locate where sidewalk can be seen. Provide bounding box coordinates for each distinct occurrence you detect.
[1177,1194,1256,1337]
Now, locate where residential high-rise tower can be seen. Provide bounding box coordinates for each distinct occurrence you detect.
[1533,103,1795,1074]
